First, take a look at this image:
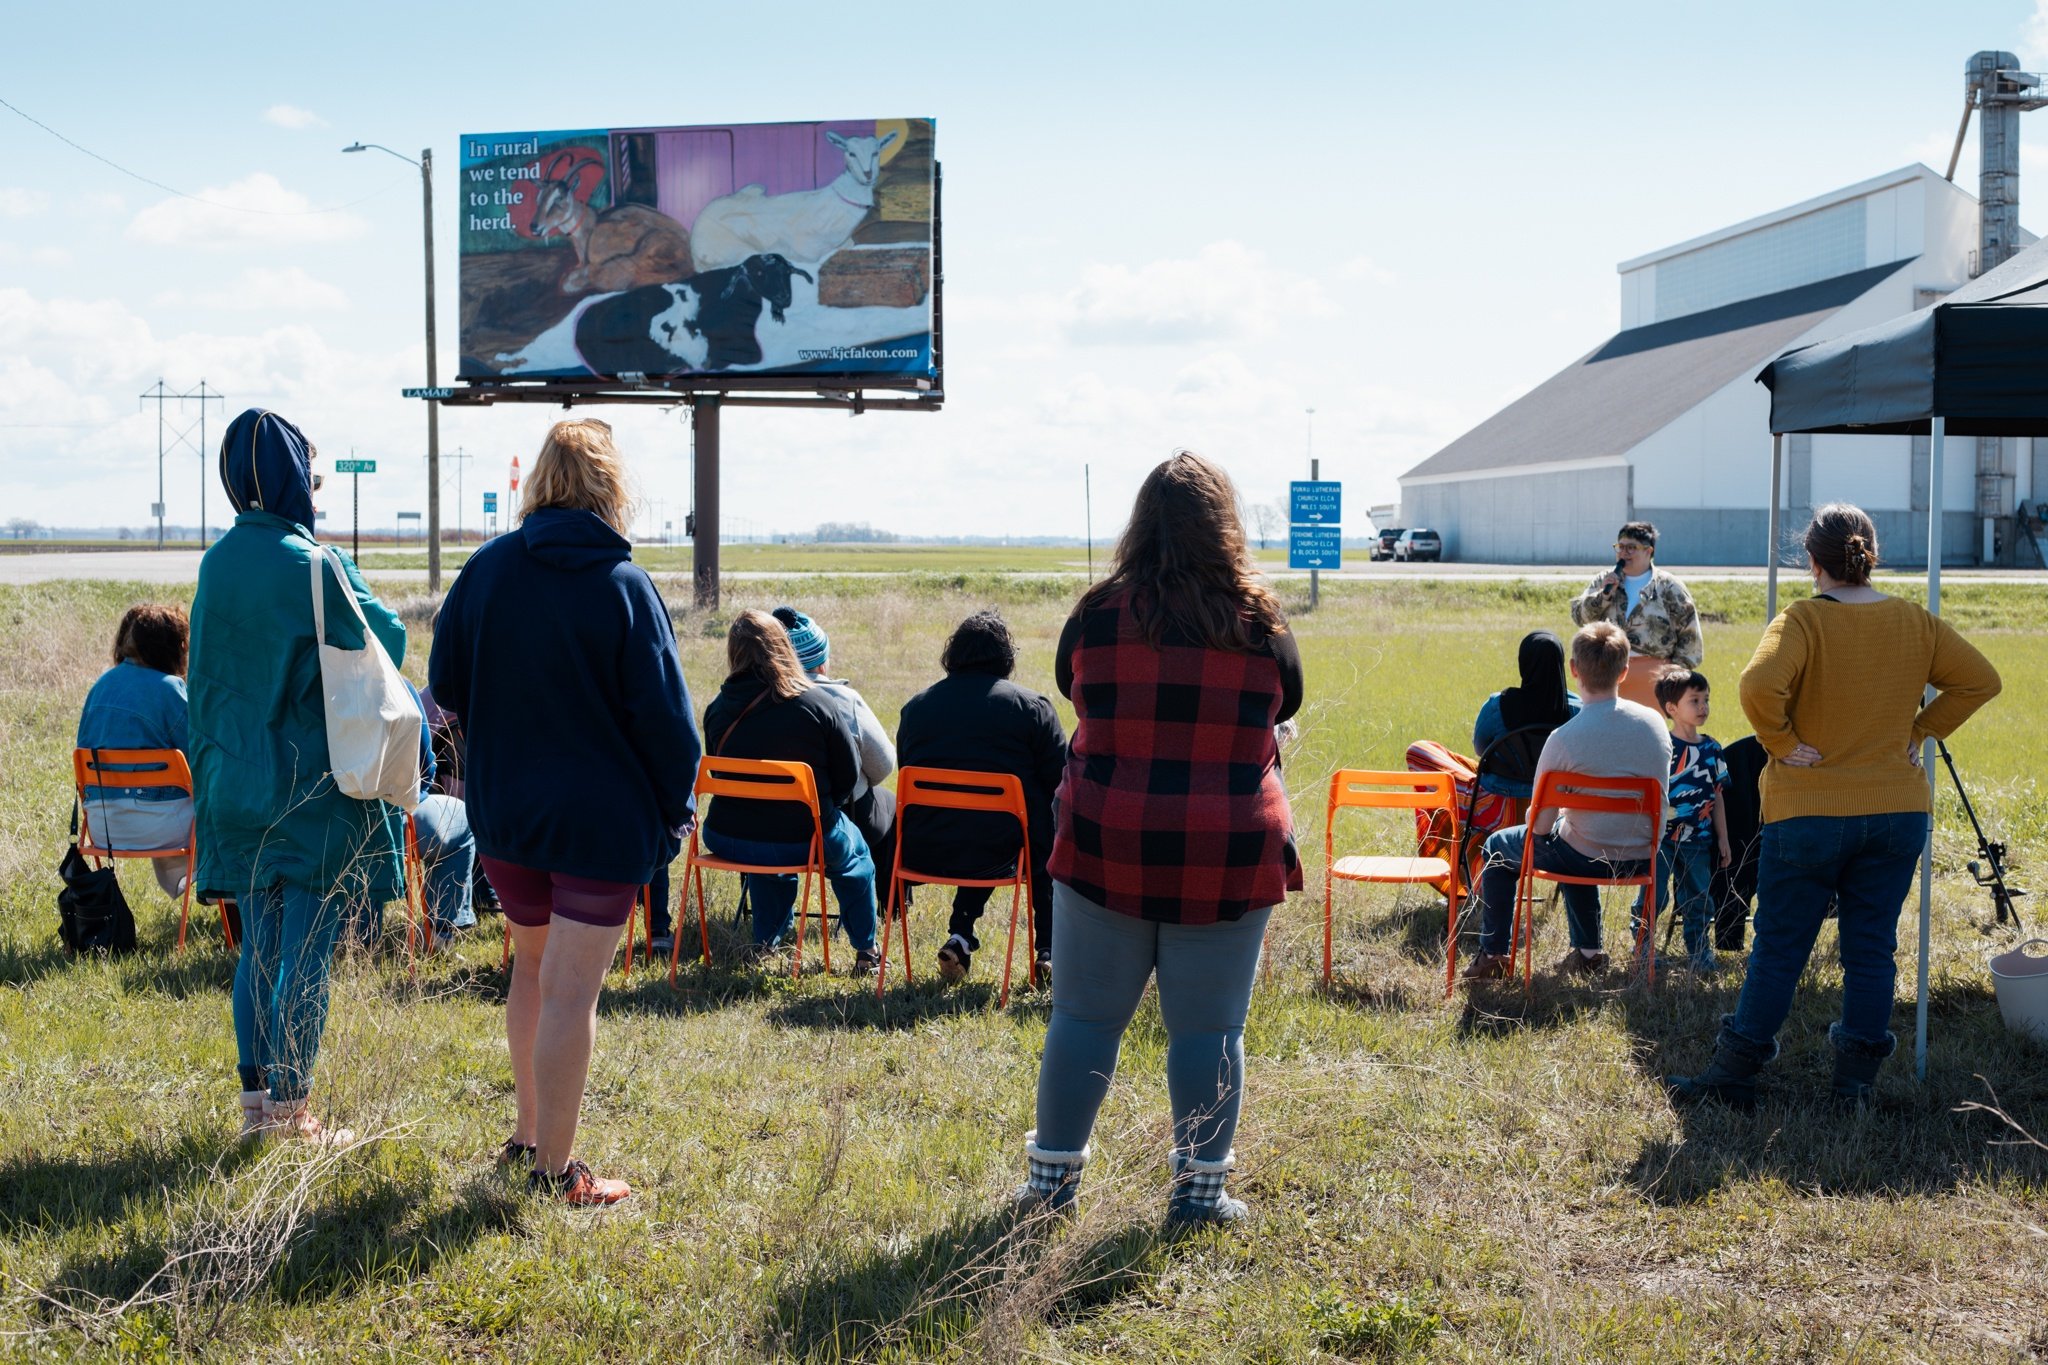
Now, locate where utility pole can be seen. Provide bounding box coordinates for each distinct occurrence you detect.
[142,380,167,549]
[1306,407,1319,610]
[1085,464,1093,580]
[444,445,473,552]
[193,380,221,546]
[139,380,222,548]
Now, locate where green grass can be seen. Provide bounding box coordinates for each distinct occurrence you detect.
[3,575,2047,1361]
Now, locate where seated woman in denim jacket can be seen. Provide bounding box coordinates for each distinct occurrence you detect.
[75,604,194,898]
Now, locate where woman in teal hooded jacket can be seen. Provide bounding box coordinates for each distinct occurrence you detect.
[190,408,406,1144]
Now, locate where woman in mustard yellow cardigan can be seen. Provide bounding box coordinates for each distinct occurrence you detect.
[1670,504,2000,1110]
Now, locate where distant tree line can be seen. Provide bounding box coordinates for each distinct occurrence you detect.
[812,521,899,543]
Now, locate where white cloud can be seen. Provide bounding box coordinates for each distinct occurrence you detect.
[1061,240,1335,345]
[127,173,366,248]
[1339,256,1398,285]
[0,285,427,528]
[83,191,126,214]
[262,104,327,130]
[2022,2,2048,68]
[30,247,71,267]
[0,188,50,218]
[155,266,349,313]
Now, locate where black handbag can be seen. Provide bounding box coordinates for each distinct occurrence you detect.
[58,832,138,956]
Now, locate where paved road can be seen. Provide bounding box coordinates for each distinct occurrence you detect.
[2,549,2042,587]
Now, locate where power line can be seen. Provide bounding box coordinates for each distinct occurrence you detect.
[0,92,402,216]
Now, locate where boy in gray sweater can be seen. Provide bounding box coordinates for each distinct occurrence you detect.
[1461,622,1671,980]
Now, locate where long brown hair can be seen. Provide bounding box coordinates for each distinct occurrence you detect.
[1078,450,1287,651]
[726,609,810,700]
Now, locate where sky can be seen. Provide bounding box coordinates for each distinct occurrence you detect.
[3,0,2047,541]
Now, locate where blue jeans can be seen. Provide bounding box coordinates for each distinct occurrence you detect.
[703,809,877,952]
[233,882,348,1102]
[411,795,476,934]
[1726,812,1929,1056]
[1475,825,1649,956]
[1034,883,1273,1162]
[1634,839,1718,968]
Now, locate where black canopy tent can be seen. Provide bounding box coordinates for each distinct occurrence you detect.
[1755,234,2048,1078]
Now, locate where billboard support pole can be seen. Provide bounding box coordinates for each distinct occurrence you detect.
[352,465,361,561]
[694,396,721,609]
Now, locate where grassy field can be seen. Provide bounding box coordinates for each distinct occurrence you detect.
[356,542,1317,576]
[2,571,2045,1361]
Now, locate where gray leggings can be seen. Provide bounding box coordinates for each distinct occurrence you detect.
[1033,882,1273,1162]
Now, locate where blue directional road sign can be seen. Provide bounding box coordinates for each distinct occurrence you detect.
[1289,524,1342,570]
[1290,480,1341,525]
[482,491,498,514]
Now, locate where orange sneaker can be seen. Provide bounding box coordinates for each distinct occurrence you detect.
[530,1158,632,1206]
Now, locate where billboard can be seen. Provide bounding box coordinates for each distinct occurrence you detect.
[457,119,935,386]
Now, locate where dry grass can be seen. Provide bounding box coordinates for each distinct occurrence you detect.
[1,572,2045,1362]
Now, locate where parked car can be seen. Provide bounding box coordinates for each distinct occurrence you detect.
[1371,528,1404,561]
[1393,528,1442,562]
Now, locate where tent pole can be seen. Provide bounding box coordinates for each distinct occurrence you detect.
[1917,416,1946,1082]
[1766,433,1783,619]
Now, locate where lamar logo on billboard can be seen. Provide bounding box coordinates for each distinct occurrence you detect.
[458,119,934,385]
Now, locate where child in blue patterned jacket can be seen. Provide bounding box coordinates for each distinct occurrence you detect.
[1640,667,1732,974]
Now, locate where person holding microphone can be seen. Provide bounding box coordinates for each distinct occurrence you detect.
[1570,522,1703,711]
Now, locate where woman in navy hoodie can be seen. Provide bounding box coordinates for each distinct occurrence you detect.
[430,419,701,1206]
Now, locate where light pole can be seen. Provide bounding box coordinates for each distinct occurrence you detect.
[344,140,442,591]
[1305,407,1318,609]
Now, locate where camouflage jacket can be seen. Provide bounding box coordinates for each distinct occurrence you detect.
[1569,566,1703,668]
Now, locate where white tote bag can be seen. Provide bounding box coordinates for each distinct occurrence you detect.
[310,545,422,812]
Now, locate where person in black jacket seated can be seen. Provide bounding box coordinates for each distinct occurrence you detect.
[896,609,1068,986]
[701,609,881,972]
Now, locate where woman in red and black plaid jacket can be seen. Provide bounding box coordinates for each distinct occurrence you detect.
[1018,451,1303,1227]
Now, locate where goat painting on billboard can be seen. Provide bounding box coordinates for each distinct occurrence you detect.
[457,119,935,383]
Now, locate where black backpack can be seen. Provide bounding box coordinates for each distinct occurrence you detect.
[58,803,138,957]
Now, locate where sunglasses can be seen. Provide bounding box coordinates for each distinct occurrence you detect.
[311,474,325,492]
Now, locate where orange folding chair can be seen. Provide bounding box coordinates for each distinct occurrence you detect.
[498,883,654,975]
[1512,771,1664,987]
[1321,769,1459,988]
[669,758,833,986]
[72,747,226,952]
[876,766,1038,1008]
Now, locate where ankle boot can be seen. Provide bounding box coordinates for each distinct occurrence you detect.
[1166,1149,1247,1227]
[1012,1131,1086,1215]
[1829,1023,1894,1106]
[1666,1018,1777,1112]
[263,1097,357,1148]
[239,1089,270,1141]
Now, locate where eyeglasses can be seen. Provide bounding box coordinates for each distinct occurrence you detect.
[1613,541,1649,553]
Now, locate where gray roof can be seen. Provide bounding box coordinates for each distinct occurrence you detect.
[1401,262,1911,481]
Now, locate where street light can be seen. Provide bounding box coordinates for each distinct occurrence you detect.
[343,140,442,591]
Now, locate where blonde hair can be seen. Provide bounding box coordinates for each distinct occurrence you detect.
[520,418,634,533]
[1571,621,1631,691]
[726,610,811,701]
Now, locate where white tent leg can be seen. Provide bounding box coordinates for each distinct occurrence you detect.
[1767,433,1783,620]
[1918,416,1945,1082]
